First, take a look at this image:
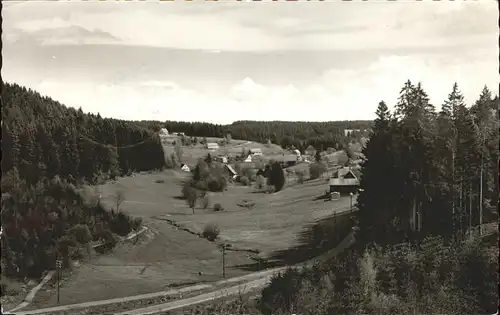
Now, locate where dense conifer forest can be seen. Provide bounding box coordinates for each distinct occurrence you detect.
[357,81,499,246]
[140,120,372,152]
[1,82,164,279]
[256,81,499,315]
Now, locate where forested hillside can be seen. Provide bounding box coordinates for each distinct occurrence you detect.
[1,82,164,279]
[358,82,499,246]
[257,81,499,315]
[141,119,372,151]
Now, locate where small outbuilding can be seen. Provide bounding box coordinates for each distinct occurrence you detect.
[250,148,263,156]
[180,164,190,172]
[206,143,219,151]
[329,167,360,194]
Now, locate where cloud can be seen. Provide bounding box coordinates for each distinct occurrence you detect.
[3,1,496,51]
[5,24,120,46]
[2,1,497,124]
[27,49,496,125]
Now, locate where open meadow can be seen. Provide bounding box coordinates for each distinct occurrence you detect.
[28,138,357,308]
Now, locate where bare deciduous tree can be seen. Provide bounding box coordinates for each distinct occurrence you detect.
[115,190,125,213]
[185,187,197,214]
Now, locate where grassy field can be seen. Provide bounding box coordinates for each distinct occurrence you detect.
[28,140,355,308]
[162,136,286,166]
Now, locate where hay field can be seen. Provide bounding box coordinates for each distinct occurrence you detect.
[30,144,354,307]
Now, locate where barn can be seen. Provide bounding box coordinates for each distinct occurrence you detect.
[329,167,360,194]
[250,148,263,156]
[206,143,219,151]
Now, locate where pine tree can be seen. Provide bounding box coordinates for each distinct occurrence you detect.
[357,101,397,245]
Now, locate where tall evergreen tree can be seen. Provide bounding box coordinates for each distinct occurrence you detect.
[357,101,397,245]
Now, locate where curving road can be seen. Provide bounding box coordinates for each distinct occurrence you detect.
[11,207,359,315]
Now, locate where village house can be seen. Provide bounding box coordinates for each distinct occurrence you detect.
[159,128,169,136]
[250,148,263,156]
[180,163,190,172]
[206,142,219,151]
[328,167,361,194]
[275,154,298,168]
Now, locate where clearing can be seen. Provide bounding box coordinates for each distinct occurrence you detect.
[27,140,354,309]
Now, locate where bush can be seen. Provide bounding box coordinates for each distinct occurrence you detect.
[256,175,266,189]
[244,168,257,182]
[201,195,211,209]
[202,223,220,241]
[296,171,305,184]
[109,212,133,236]
[260,268,305,315]
[131,217,143,231]
[240,176,251,186]
[309,162,327,179]
[68,224,92,245]
[213,203,224,211]
[206,175,227,192]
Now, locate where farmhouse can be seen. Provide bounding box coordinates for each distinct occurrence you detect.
[250,148,263,156]
[292,149,301,156]
[159,128,169,136]
[180,164,190,172]
[329,167,360,194]
[206,142,219,151]
[275,154,298,168]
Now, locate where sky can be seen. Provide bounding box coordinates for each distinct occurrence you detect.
[2,0,498,124]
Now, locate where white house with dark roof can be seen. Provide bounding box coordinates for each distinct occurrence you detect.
[206,142,219,151]
[328,167,360,194]
[250,148,263,156]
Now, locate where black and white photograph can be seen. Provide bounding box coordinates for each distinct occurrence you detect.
[1,1,499,314]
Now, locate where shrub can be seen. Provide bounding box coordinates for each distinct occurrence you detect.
[68,224,92,245]
[109,212,133,236]
[256,175,266,189]
[244,168,257,182]
[131,217,143,231]
[309,162,327,179]
[240,176,251,186]
[260,268,305,315]
[207,175,227,192]
[213,203,224,211]
[296,171,305,184]
[201,195,211,209]
[202,223,220,241]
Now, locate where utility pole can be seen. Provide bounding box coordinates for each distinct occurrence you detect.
[56,257,63,304]
[349,192,353,214]
[218,243,231,278]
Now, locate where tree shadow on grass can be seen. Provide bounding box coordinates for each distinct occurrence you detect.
[251,190,269,194]
[233,212,356,272]
[313,193,331,201]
